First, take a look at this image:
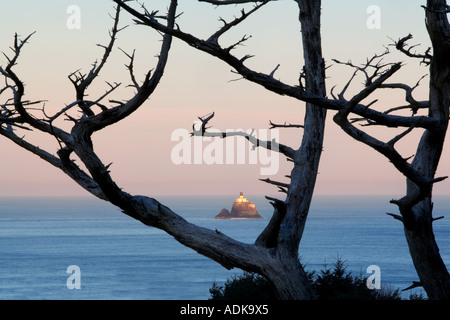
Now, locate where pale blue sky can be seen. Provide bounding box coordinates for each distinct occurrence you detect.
[1,0,448,197]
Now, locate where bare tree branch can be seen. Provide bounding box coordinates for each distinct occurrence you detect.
[269,120,304,129]
[259,177,290,189]
[68,6,125,117]
[333,61,448,207]
[207,1,269,45]
[113,0,439,131]
[0,125,106,200]
[392,34,432,65]
[381,81,430,113]
[0,33,71,141]
[70,5,175,143]
[421,4,450,14]
[402,281,423,291]
[0,5,172,202]
[118,48,143,90]
[199,0,268,4]
[2,0,449,300]
[386,212,404,222]
[332,48,394,87]
[255,196,286,248]
[191,112,295,159]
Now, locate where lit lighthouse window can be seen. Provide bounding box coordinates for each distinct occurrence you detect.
[236,192,248,203]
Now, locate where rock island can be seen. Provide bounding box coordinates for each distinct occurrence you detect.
[215,192,263,219]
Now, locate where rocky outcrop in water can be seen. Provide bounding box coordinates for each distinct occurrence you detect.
[215,192,263,219]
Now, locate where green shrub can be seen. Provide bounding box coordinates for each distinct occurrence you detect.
[209,272,278,300]
[312,258,401,300]
[209,258,402,300]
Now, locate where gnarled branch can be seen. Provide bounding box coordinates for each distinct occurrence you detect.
[392,34,432,65]
[191,112,295,159]
[113,0,440,132]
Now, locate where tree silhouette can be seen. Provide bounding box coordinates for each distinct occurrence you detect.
[1,0,449,299]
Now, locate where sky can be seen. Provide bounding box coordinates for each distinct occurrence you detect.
[0,0,449,198]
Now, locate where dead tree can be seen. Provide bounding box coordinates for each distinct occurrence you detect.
[331,1,450,299]
[0,3,318,300]
[1,0,449,299]
[112,0,450,299]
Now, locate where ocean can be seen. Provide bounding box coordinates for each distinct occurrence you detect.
[0,194,448,300]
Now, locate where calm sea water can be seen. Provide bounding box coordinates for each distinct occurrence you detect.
[0,195,448,300]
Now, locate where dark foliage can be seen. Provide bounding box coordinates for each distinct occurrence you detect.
[209,258,402,300]
[210,272,278,300]
[311,258,400,300]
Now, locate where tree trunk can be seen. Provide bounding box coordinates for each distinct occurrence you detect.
[281,0,327,255]
[266,0,326,299]
[401,0,450,299]
[264,257,314,300]
[403,207,450,299]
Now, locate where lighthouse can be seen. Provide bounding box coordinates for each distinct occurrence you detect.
[215,192,263,219]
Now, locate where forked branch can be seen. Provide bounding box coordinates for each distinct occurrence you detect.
[269,120,304,129]
[333,62,447,206]
[113,0,439,132]
[68,6,126,117]
[392,34,432,65]
[208,1,269,45]
[191,112,295,159]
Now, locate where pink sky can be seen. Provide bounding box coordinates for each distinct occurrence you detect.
[1,0,449,197]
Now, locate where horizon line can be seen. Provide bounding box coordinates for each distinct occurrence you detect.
[1,193,449,198]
